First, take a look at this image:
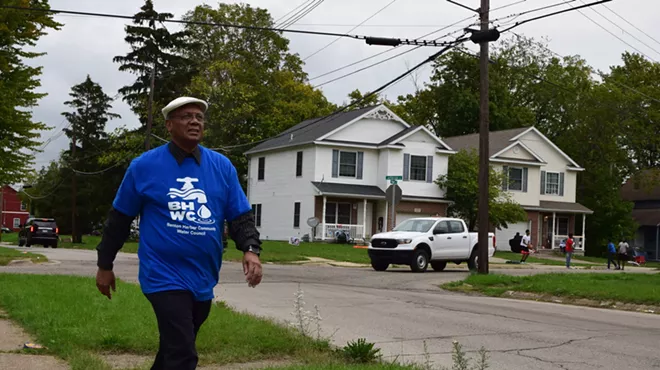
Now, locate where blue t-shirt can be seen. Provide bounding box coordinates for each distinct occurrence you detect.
[112,144,251,301]
[607,242,616,253]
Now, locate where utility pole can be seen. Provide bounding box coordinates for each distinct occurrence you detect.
[0,186,4,243]
[71,123,79,244]
[477,0,491,274]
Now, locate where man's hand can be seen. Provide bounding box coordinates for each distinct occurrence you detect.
[96,268,116,300]
[243,252,263,288]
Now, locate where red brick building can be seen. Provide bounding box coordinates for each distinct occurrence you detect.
[1,185,30,231]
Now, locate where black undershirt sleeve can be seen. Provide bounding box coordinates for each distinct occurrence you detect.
[96,207,136,270]
[228,210,261,252]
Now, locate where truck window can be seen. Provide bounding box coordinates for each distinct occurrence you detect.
[434,221,450,234]
[448,221,465,233]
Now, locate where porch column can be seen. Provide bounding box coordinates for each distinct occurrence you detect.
[384,201,389,232]
[322,196,327,241]
[581,213,586,250]
[551,212,556,249]
[362,199,367,239]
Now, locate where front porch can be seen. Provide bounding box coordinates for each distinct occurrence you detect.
[531,201,594,252]
[313,195,385,241]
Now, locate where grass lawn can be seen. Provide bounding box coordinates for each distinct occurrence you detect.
[442,273,660,305]
[493,251,592,267]
[0,246,47,266]
[3,233,370,264]
[0,273,414,370]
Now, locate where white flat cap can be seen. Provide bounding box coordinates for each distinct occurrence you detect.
[162,97,208,119]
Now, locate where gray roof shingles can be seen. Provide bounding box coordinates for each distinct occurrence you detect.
[311,182,386,197]
[442,127,531,157]
[245,106,378,154]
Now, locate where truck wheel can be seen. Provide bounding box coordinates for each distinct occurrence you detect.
[371,260,389,271]
[51,241,58,249]
[410,249,429,272]
[468,248,479,271]
[18,238,25,247]
[431,261,447,271]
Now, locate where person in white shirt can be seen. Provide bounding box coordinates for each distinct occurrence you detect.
[520,229,532,263]
[618,240,629,270]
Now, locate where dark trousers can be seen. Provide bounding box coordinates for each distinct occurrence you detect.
[607,252,619,269]
[145,290,212,370]
[618,253,627,270]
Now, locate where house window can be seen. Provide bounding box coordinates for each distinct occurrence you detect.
[339,151,357,177]
[296,151,303,177]
[555,217,569,236]
[507,167,524,191]
[409,155,427,181]
[20,202,26,211]
[545,172,560,195]
[251,204,262,227]
[13,218,20,229]
[324,202,352,224]
[293,202,301,228]
[257,157,265,181]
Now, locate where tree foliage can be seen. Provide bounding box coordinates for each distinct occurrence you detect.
[183,3,335,184]
[0,0,61,185]
[435,149,527,231]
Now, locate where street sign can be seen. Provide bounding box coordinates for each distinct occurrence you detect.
[385,175,403,180]
[385,184,403,205]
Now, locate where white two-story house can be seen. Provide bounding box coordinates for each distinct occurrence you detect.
[443,127,593,252]
[244,104,455,241]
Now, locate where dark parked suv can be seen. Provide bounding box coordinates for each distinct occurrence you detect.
[18,218,59,248]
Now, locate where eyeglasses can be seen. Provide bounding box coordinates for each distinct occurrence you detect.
[170,113,205,123]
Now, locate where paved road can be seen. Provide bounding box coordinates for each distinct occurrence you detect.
[2,246,660,370]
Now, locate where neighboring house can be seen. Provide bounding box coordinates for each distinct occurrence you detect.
[443,127,593,252]
[243,104,455,241]
[1,185,29,231]
[621,169,660,259]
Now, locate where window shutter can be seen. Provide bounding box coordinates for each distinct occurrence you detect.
[332,150,339,178]
[426,155,433,183]
[403,154,410,181]
[540,171,546,195]
[522,168,528,192]
[559,172,565,196]
[502,166,509,191]
[357,152,364,180]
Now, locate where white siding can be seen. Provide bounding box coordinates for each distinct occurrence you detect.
[324,118,406,143]
[499,145,536,161]
[518,130,577,203]
[314,146,379,184]
[493,163,541,207]
[377,150,390,190]
[247,146,317,240]
[391,136,449,199]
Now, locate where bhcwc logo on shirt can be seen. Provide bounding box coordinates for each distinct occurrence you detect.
[167,177,215,225]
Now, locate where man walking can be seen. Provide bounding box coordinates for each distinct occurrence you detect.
[95,97,263,370]
[520,229,531,263]
[618,239,629,271]
[607,239,619,270]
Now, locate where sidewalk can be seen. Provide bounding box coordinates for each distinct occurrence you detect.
[0,311,68,370]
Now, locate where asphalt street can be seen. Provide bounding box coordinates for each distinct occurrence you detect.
[1,245,659,370]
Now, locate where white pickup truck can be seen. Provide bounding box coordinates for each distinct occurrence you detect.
[367,217,496,272]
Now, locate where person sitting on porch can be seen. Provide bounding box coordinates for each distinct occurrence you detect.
[520,230,532,263]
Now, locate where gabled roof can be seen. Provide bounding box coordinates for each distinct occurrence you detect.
[245,105,411,155]
[442,126,582,169]
[379,125,454,151]
[621,169,660,202]
[441,127,530,157]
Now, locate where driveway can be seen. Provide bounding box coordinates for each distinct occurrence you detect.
[2,245,660,370]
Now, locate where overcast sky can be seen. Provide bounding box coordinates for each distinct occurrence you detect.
[24,0,659,169]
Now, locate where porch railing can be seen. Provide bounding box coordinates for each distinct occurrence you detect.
[552,235,585,251]
[316,224,365,241]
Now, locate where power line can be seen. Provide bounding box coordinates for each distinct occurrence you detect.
[214,35,469,152]
[499,0,613,33]
[303,0,398,61]
[575,0,660,58]
[278,0,325,29]
[2,5,456,48]
[602,4,660,48]
[275,0,316,25]
[490,0,576,27]
[551,0,655,62]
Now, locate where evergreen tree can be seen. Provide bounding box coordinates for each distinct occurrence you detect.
[0,0,61,185]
